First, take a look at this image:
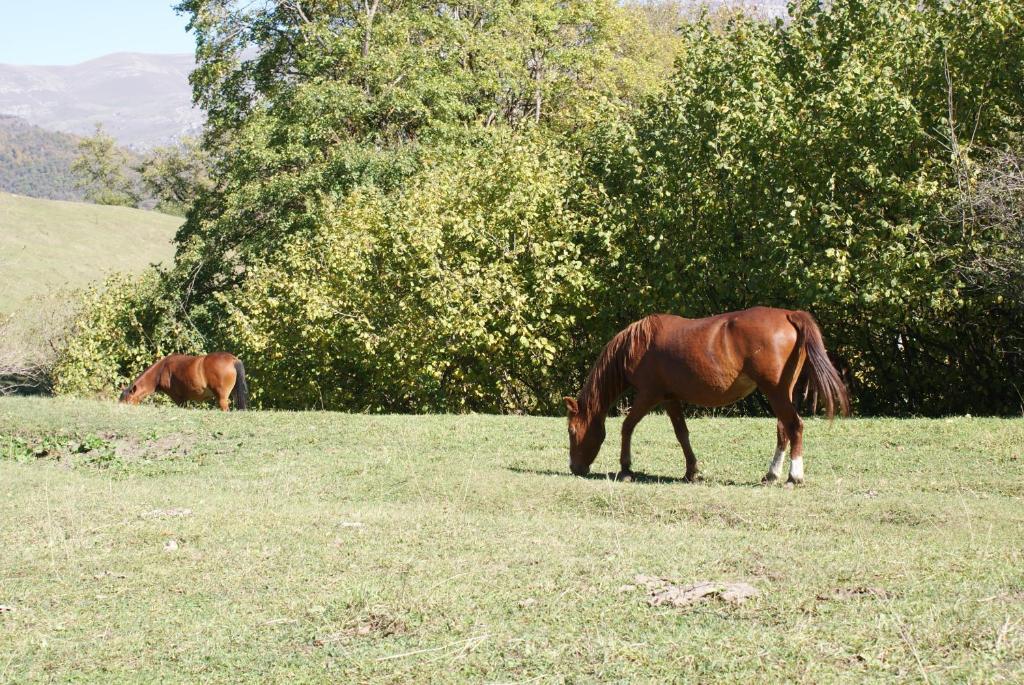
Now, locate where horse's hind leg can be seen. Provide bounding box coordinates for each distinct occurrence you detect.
[764,391,804,484]
[664,401,699,482]
[762,419,789,484]
[215,385,231,412]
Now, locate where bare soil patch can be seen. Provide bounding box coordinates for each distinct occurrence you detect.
[631,575,759,608]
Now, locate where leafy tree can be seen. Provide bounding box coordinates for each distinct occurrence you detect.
[137,137,212,216]
[71,124,140,207]
[170,0,673,287]
[959,147,1024,309]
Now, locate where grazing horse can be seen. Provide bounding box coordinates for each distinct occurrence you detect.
[564,307,849,484]
[119,353,248,411]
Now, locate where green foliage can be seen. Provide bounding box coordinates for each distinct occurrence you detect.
[55,0,1024,414]
[958,147,1024,310]
[71,124,140,207]
[52,271,203,398]
[137,137,212,216]
[222,133,596,411]
[0,116,195,212]
[171,0,671,279]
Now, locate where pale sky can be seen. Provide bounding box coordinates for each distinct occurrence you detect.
[0,0,194,65]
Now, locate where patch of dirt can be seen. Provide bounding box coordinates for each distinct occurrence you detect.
[2,431,199,470]
[633,575,759,607]
[113,434,194,462]
[817,586,891,601]
[313,609,407,646]
[140,508,193,519]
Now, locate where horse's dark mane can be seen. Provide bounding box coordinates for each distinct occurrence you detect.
[577,315,662,419]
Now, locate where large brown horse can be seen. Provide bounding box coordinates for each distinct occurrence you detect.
[120,353,248,411]
[564,307,848,484]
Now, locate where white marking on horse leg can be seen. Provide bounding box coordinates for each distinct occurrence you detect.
[788,456,804,483]
[763,447,785,483]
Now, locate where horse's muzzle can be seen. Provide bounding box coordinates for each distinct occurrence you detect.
[570,463,590,477]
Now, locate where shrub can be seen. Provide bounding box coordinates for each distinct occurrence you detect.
[220,134,598,411]
[53,271,204,398]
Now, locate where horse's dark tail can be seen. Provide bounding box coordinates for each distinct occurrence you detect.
[788,311,850,419]
[231,359,249,411]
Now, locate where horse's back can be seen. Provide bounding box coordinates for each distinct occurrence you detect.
[648,307,793,344]
[203,352,239,368]
[167,352,239,390]
[726,306,801,349]
[199,352,239,381]
[636,307,802,406]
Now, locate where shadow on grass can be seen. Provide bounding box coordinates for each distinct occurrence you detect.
[506,466,696,485]
[506,466,768,488]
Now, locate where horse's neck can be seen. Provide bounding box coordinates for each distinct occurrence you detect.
[577,318,656,420]
[137,360,164,393]
[578,362,627,421]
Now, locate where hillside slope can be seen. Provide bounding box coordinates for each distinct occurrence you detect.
[0,192,180,316]
[0,115,84,201]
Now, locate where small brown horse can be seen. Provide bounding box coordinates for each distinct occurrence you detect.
[564,307,848,484]
[120,353,248,411]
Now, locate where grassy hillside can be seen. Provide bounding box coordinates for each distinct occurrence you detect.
[1,398,1021,682]
[0,192,179,317]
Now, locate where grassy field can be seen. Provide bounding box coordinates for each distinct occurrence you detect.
[1,397,1022,683]
[0,192,179,317]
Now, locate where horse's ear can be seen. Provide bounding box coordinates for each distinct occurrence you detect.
[563,397,578,416]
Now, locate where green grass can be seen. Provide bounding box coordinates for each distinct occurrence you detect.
[0,192,179,317]
[1,397,1023,683]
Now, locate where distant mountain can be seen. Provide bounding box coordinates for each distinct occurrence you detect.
[0,115,84,201]
[0,53,202,150]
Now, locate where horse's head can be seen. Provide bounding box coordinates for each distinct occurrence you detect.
[119,383,141,404]
[564,396,604,476]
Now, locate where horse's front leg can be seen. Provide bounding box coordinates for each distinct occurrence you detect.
[664,400,700,482]
[619,395,657,481]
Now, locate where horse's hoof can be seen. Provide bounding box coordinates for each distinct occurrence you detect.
[785,476,804,487]
[684,472,703,484]
[761,473,779,485]
[616,471,635,483]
